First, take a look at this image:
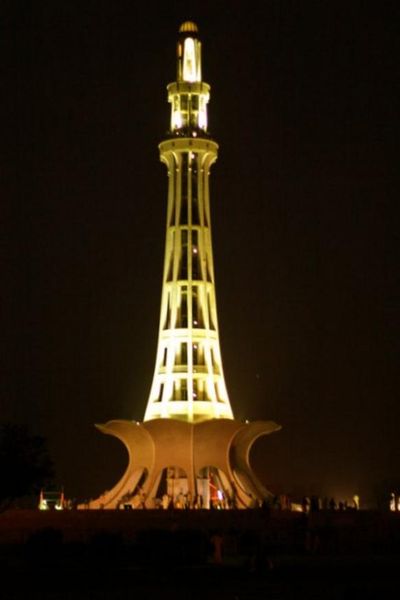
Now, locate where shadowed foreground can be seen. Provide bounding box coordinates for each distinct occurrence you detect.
[1,509,399,598]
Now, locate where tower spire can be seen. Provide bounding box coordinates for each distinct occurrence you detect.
[144,22,233,423]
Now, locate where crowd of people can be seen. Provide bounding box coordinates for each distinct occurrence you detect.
[119,487,236,510]
[298,494,361,513]
[90,485,400,513]
[116,487,367,512]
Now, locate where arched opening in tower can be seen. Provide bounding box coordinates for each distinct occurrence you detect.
[151,466,189,508]
[196,466,233,509]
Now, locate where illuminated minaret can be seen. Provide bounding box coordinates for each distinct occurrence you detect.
[82,22,280,510]
[144,21,233,423]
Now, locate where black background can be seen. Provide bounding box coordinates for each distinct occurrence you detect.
[3,0,399,505]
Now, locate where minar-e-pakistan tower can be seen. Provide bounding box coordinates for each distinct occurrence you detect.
[85,22,281,509]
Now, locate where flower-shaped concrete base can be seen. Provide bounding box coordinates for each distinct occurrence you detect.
[83,418,281,509]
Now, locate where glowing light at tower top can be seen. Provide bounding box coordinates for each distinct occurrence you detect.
[177,21,202,82]
[168,21,210,135]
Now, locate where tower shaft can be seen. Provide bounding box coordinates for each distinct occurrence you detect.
[144,23,233,423]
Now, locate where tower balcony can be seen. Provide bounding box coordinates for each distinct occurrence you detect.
[146,400,233,423]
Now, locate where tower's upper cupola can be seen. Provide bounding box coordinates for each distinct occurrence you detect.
[177,21,201,83]
[167,22,210,136]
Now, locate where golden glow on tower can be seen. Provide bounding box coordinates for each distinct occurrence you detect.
[182,38,200,82]
[80,22,282,511]
[144,24,233,423]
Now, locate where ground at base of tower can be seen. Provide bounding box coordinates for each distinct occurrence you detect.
[1,548,399,599]
[1,509,399,597]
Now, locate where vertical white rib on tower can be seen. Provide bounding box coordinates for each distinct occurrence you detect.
[144,22,233,423]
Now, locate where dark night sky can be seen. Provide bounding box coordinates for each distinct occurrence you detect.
[3,1,399,504]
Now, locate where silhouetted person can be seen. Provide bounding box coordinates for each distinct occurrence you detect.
[302,497,311,513]
[329,497,337,511]
[210,531,223,564]
[310,495,320,512]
